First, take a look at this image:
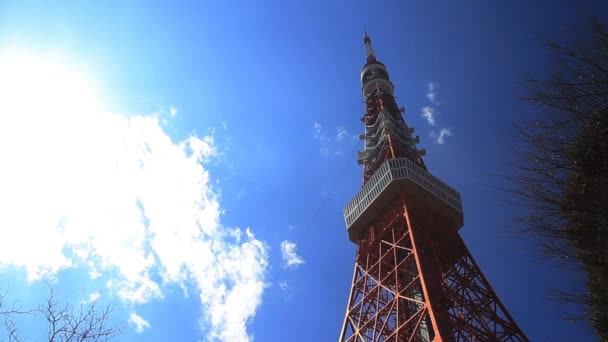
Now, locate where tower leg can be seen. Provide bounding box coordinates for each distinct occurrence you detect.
[339,198,528,342]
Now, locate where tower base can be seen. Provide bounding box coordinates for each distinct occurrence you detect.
[339,198,528,342]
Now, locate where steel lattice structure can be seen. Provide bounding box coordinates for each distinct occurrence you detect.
[339,33,528,342]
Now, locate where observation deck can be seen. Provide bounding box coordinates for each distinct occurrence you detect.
[343,158,463,242]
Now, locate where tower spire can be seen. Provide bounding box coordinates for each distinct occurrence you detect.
[363,31,376,63]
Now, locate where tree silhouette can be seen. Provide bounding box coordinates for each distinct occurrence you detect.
[1,285,123,342]
[506,20,608,340]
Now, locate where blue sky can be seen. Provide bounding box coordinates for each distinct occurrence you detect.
[0,1,607,341]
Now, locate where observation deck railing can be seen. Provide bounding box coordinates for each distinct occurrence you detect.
[344,158,463,242]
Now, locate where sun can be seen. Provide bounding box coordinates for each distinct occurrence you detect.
[0,49,101,120]
[0,49,106,230]
[0,49,104,166]
[0,49,110,278]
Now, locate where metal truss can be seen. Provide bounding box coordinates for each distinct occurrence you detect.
[340,198,528,342]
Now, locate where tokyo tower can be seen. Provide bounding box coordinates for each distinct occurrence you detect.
[339,33,528,342]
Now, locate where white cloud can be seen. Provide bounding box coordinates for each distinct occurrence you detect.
[313,121,323,139]
[280,241,304,269]
[313,121,322,133]
[88,261,102,280]
[422,106,436,126]
[437,128,452,144]
[0,51,268,342]
[129,312,150,333]
[170,107,177,117]
[336,127,348,142]
[89,269,102,280]
[87,291,101,303]
[426,82,438,104]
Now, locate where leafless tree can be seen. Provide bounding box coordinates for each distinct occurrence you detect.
[503,20,608,340]
[0,285,124,342]
[0,285,35,342]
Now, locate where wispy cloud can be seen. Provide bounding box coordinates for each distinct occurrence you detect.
[279,281,288,292]
[277,280,293,301]
[88,267,102,280]
[0,53,268,341]
[422,106,436,126]
[313,121,323,139]
[313,121,354,156]
[426,82,438,104]
[88,291,101,303]
[169,106,177,117]
[280,241,304,269]
[129,312,150,334]
[336,127,348,142]
[437,128,452,144]
[422,81,453,144]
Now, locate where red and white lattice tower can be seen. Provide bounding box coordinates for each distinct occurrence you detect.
[339,33,528,342]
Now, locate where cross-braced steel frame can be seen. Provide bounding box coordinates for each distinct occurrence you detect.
[339,198,528,342]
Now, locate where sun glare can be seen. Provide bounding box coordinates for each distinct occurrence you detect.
[0,50,109,253]
[0,50,101,117]
[0,47,265,340]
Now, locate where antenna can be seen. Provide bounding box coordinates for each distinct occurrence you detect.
[363,31,376,63]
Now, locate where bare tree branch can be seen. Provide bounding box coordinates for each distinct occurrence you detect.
[0,284,124,342]
[40,286,124,342]
[500,20,608,340]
